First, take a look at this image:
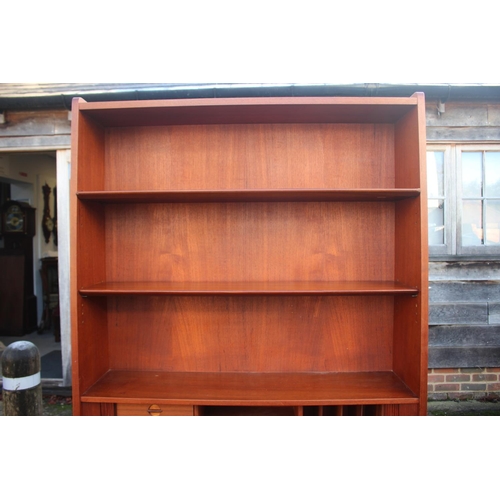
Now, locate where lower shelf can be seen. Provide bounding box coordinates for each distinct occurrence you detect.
[81,370,418,406]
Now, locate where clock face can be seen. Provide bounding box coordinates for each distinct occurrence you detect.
[45,217,54,232]
[5,205,25,232]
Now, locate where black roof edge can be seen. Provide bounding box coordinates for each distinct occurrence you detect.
[1,84,500,110]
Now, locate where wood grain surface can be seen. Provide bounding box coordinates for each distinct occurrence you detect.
[102,201,395,285]
[82,370,418,406]
[71,96,427,416]
[105,295,394,373]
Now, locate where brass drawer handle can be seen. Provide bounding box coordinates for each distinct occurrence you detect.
[147,404,163,416]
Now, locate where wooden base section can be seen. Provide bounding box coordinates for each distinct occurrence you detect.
[116,403,194,416]
[80,403,418,416]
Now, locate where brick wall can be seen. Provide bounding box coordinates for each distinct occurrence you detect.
[428,368,500,401]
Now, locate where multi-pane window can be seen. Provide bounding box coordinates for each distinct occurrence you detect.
[427,145,500,256]
[460,151,500,249]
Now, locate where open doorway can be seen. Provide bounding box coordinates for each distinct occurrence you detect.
[0,152,62,381]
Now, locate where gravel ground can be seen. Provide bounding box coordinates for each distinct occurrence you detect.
[0,394,72,416]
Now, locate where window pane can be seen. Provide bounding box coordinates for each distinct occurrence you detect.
[462,200,483,245]
[427,151,444,198]
[428,201,445,245]
[485,152,500,197]
[462,152,483,198]
[485,200,500,245]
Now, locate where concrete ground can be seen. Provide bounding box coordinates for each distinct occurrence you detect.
[427,400,500,416]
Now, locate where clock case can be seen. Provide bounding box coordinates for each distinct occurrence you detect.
[0,200,37,335]
[1,200,36,236]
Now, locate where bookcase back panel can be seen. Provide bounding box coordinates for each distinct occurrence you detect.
[104,202,395,283]
[107,295,394,373]
[395,197,423,290]
[104,124,395,190]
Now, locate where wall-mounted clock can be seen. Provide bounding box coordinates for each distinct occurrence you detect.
[42,182,54,243]
[53,186,58,246]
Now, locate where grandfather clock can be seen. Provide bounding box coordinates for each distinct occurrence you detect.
[0,200,38,335]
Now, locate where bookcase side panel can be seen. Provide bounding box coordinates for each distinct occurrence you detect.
[75,297,110,400]
[71,100,107,414]
[104,124,395,190]
[393,94,428,414]
[393,198,422,380]
[394,106,421,189]
[106,295,394,373]
[76,112,106,191]
[393,299,428,416]
[74,202,108,409]
[77,202,107,287]
[393,197,428,413]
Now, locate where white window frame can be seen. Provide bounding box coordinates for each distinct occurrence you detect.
[456,144,500,256]
[427,143,500,257]
[427,144,455,256]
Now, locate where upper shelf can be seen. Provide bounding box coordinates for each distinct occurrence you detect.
[77,188,421,204]
[79,281,419,296]
[76,95,422,127]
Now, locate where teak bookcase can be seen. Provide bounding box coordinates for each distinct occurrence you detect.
[70,94,428,416]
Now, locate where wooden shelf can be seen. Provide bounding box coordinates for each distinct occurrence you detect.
[77,189,420,204]
[78,96,419,127]
[82,370,419,406]
[79,281,419,296]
